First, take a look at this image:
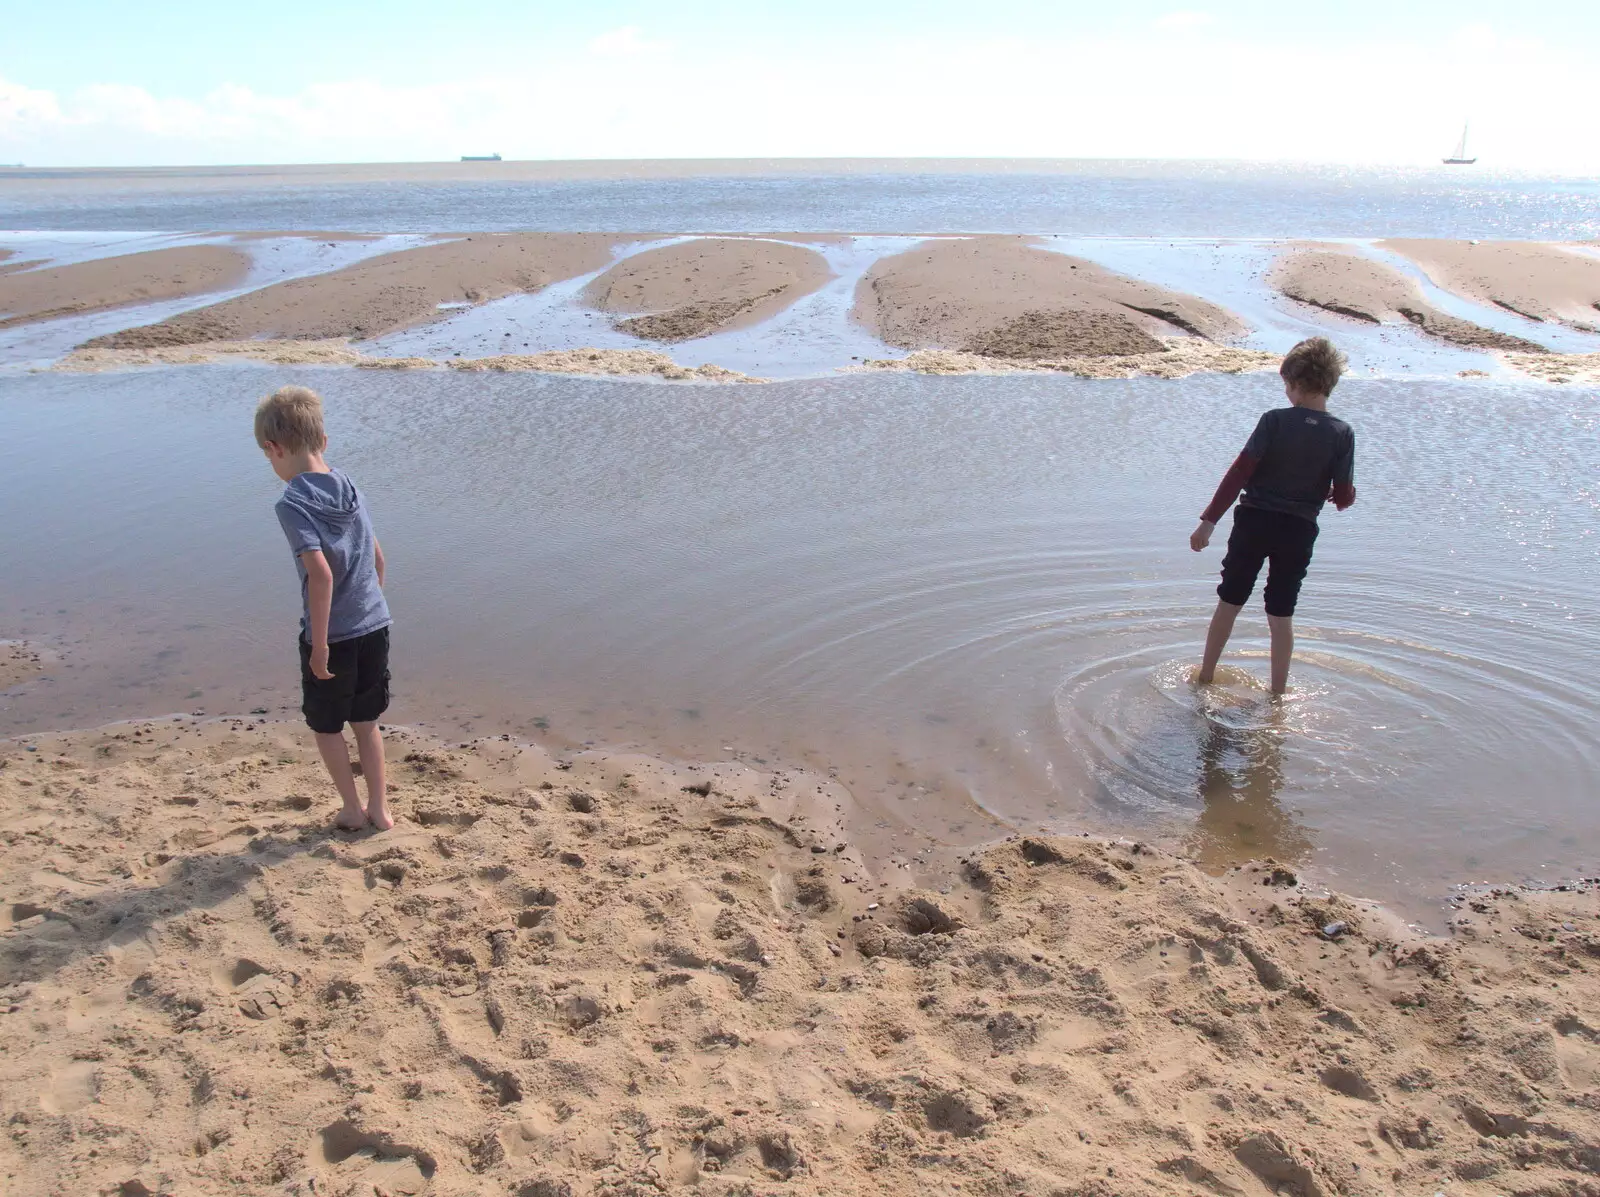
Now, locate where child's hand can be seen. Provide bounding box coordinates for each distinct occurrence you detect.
[1190,520,1214,552]
[309,642,334,680]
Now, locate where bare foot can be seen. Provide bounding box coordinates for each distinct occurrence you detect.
[335,806,368,831]
[367,804,395,832]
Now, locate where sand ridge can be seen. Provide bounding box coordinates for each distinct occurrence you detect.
[583,238,832,342]
[1381,239,1600,333]
[1271,246,1546,352]
[83,234,620,349]
[6,718,1600,1195]
[0,245,251,331]
[853,237,1245,358]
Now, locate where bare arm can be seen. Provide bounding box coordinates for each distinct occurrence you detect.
[302,549,335,679]
[373,538,386,588]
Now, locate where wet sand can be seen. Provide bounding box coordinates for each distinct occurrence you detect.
[0,641,47,689]
[0,244,250,331]
[57,336,1266,382]
[85,234,619,348]
[853,236,1243,356]
[1381,239,1600,333]
[1502,350,1600,385]
[583,238,832,342]
[1272,245,1545,351]
[56,340,765,382]
[7,712,1600,1197]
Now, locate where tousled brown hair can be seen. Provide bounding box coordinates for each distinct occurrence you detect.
[254,385,325,453]
[1279,337,1346,397]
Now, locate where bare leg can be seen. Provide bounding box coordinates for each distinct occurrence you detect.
[351,721,392,830]
[315,731,368,829]
[1267,614,1294,696]
[1197,600,1244,685]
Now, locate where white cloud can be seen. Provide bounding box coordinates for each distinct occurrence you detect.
[1154,11,1214,31]
[0,76,62,125]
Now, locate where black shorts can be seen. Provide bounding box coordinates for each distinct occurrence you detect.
[1217,506,1319,617]
[299,626,391,734]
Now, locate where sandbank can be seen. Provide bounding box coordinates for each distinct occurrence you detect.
[1380,239,1600,333]
[0,245,251,331]
[85,234,618,348]
[583,238,832,342]
[6,715,1600,1196]
[1272,246,1545,352]
[854,237,1244,357]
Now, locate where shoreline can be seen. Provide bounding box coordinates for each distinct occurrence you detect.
[4,231,1598,383]
[4,689,1594,937]
[6,710,1600,1195]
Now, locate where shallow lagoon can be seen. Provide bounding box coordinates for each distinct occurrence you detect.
[2,365,1596,913]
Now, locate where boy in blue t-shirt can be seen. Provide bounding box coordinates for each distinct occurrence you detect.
[1190,337,1357,695]
[255,385,394,830]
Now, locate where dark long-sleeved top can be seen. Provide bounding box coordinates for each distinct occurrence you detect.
[1201,406,1356,525]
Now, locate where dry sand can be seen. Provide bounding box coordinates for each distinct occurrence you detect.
[856,339,1279,380]
[0,246,251,331]
[52,341,762,383]
[6,714,1600,1197]
[854,238,1244,357]
[583,239,831,342]
[1272,247,1546,352]
[84,235,618,349]
[1380,239,1600,333]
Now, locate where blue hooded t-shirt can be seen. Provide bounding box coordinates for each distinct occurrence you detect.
[274,468,391,643]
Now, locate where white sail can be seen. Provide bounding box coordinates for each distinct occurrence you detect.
[1451,125,1469,160]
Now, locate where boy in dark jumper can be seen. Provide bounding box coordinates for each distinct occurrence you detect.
[1190,337,1356,695]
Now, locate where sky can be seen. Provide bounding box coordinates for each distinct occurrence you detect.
[2,0,1598,169]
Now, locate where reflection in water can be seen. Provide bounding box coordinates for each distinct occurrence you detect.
[1189,700,1313,871]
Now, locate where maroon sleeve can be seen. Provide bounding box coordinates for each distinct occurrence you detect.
[1200,452,1259,524]
[1331,482,1356,510]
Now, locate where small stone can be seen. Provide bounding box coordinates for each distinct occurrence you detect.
[867,903,879,910]
[1321,921,1349,940]
[1563,922,1577,931]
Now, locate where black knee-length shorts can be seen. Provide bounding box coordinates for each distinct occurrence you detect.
[1217,506,1319,617]
[298,626,391,733]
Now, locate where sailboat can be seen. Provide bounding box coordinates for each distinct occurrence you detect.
[1443,124,1476,165]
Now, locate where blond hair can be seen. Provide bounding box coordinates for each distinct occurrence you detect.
[1279,337,1347,397]
[254,385,325,453]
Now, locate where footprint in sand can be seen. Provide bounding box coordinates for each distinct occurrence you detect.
[4,901,51,931]
[220,958,291,1020]
[315,1121,436,1196]
[38,1060,97,1114]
